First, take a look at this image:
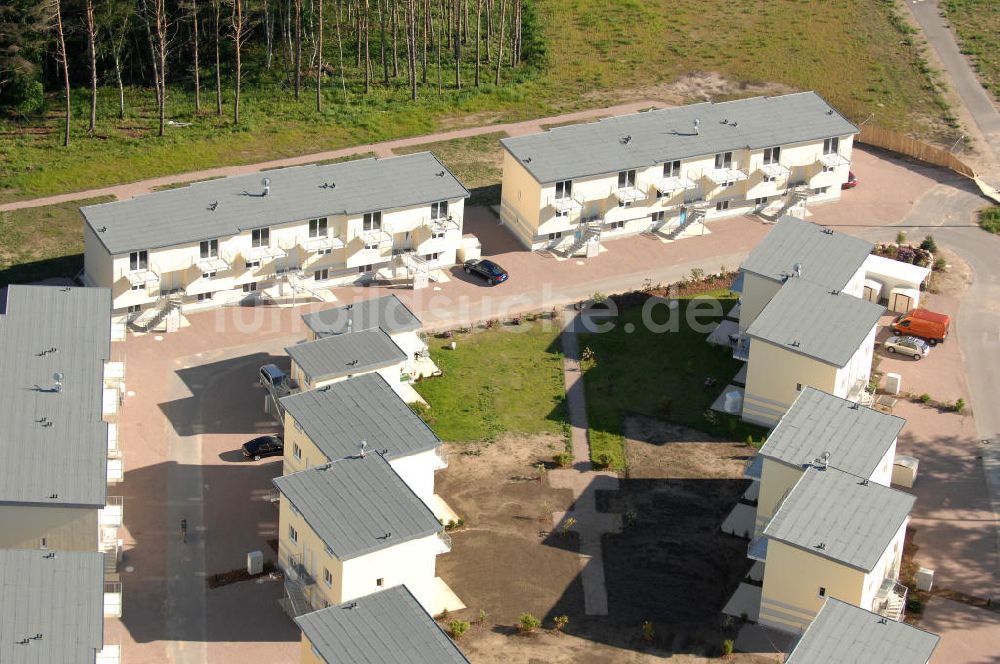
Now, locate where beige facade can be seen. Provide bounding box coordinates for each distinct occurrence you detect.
[500,135,854,252]
[0,504,99,551]
[299,635,326,664]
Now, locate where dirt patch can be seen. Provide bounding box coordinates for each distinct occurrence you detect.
[927,247,973,298]
[582,72,797,108]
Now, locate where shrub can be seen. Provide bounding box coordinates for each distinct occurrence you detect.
[951,398,966,413]
[906,596,925,614]
[592,291,608,303]
[448,620,470,639]
[896,231,908,244]
[594,452,612,469]
[518,613,541,633]
[554,452,572,467]
[722,638,734,657]
[437,608,450,621]
[920,235,937,252]
[689,267,705,282]
[979,206,1000,234]
[553,615,569,632]
[896,246,916,264]
[934,257,947,271]
[919,393,932,404]
[561,516,577,536]
[2,76,44,116]
[477,609,490,625]
[642,620,655,643]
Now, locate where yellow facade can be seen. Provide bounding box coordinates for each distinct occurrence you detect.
[743,341,837,426]
[299,634,327,664]
[755,459,805,536]
[0,504,99,551]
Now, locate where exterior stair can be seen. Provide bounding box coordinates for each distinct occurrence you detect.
[563,221,602,256]
[283,580,311,617]
[762,185,809,221]
[131,294,182,331]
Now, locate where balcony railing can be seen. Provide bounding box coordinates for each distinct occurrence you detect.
[548,193,585,213]
[707,167,750,185]
[104,581,123,617]
[246,245,288,262]
[873,579,907,622]
[99,496,124,528]
[818,152,850,169]
[285,553,316,587]
[733,334,751,362]
[611,184,647,203]
[125,267,159,287]
[428,215,462,233]
[758,162,790,179]
[654,175,697,195]
[361,228,393,246]
[307,235,346,252]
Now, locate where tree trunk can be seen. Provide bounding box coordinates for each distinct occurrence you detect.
[391,0,399,78]
[379,0,388,85]
[334,0,348,101]
[54,0,71,146]
[192,0,201,111]
[215,0,223,114]
[233,0,244,124]
[363,0,370,93]
[155,0,167,137]
[453,0,459,89]
[494,0,504,86]
[474,0,480,86]
[421,0,428,83]
[435,0,442,94]
[264,0,274,68]
[406,0,416,99]
[113,50,125,119]
[316,0,323,111]
[485,0,492,62]
[294,0,302,98]
[85,0,97,133]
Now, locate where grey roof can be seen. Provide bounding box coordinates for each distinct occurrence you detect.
[747,278,885,367]
[302,294,422,337]
[295,585,471,664]
[0,548,104,664]
[740,216,874,288]
[764,466,915,571]
[787,597,939,664]
[80,152,470,255]
[272,453,442,560]
[760,387,905,478]
[0,286,111,507]
[286,328,406,384]
[279,373,439,461]
[500,92,858,183]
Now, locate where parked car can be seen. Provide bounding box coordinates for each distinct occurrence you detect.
[883,335,930,360]
[842,171,858,189]
[889,308,950,345]
[259,364,290,392]
[463,258,509,286]
[242,434,284,460]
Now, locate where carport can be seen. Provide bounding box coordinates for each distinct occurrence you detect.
[862,254,931,313]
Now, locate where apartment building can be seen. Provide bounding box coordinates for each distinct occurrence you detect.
[786,597,939,664]
[287,327,408,390]
[295,585,471,664]
[80,154,471,325]
[273,454,454,617]
[499,92,858,255]
[279,374,448,514]
[0,549,106,663]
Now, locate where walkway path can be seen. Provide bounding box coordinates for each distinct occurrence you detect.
[0,100,666,213]
[547,307,621,616]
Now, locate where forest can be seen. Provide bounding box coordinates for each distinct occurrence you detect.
[0,0,546,145]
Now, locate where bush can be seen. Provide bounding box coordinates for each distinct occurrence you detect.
[476,609,490,625]
[896,231,908,244]
[934,257,947,271]
[553,615,569,632]
[594,452,612,469]
[437,608,449,621]
[553,452,572,467]
[896,246,916,264]
[906,597,925,614]
[919,393,932,404]
[689,267,705,282]
[1,76,44,116]
[722,638,734,657]
[920,235,937,252]
[448,620,470,639]
[951,398,966,413]
[979,206,1000,234]
[561,516,577,536]
[518,613,541,633]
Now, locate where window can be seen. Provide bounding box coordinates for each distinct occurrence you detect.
[127,304,142,314]
[323,568,333,587]
[721,180,734,189]
[364,241,379,250]
[432,229,447,239]
[813,186,830,195]
[762,146,781,165]
[818,586,826,598]
[716,200,730,211]
[430,201,449,219]
[358,264,374,273]
[245,259,261,269]
[554,180,573,200]
[242,282,257,293]
[796,383,803,392]
[663,160,681,177]
[309,217,328,238]
[288,525,298,543]
[617,169,636,189]
[714,151,733,169]
[823,164,836,173]
[39,537,48,549]
[251,227,270,248]
[293,443,302,460]
[129,250,148,271]
[376,578,385,587]
[131,283,142,291]
[755,197,770,206]
[317,247,332,256]
[423,252,440,261]
[548,232,562,241]
[197,292,214,302]
[650,211,665,223]
[199,239,218,258]
[202,270,216,279]
[363,211,382,231]
[823,137,840,155]
[314,269,329,281]
[617,199,632,209]
[608,220,625,230]
[555,209,568,219]
[765,175,777,183]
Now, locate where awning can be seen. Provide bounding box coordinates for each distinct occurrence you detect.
[709,168,749,184]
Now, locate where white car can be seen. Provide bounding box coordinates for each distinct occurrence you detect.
[883,335,930,360]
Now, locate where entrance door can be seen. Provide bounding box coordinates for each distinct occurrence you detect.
[679,207,688,226]
[890,292,913,313]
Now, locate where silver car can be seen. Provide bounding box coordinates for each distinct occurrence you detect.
[883,335,930,360]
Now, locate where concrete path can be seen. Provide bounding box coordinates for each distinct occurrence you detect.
[547,308,621,616]
[0,100,666,212]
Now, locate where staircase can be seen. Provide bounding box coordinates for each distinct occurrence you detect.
[283,579,312,617]
[131,293,182,331]
[284,271,336,303]
[874,579,908,622]
[563,221,602,256]
[762,185,809,221]
[662,207,707,240]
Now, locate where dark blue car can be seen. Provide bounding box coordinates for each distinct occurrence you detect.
[463,259,509,286]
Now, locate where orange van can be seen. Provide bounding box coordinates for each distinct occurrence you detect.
[890,308,950,345]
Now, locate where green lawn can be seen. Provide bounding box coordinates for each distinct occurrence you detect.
[942,0,1000,102]
[395,132,506,206]
[0,197,112,287]
[578,293,765,471]
[0,0,956,205]
[413,321,569,444]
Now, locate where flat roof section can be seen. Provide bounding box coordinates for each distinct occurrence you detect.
[0,286,112,507]
[286,328,407,384]
[81,152,470,255]
[301,294,422,338]
[501,91,858,184]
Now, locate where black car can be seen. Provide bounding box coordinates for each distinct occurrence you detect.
[463,258,509,286]
[241,434,284,460]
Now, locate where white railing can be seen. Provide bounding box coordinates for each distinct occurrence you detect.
[436,531,453,554]
[548,193,585,213]
[873,580,908,622]
[104,581,123,617]
[654,175,698,195]
[708,166,750,185]
[758,162,790,179]
[428,214,462,233]
[611,183,647,203]
[99,496,124,528]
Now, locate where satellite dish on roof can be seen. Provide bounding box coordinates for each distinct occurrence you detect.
[261,177,271,196]
[52,372,64,393]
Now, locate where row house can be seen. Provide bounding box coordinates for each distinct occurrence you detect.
[80,153,472,327]
[499,92,858,255]
[0,286,125,662]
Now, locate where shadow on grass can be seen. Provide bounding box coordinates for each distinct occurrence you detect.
[0,253,83,288]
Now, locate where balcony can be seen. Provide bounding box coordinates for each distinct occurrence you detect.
[306,235,346,252]
[847,378,876,407]
[104,581,123,617]
[362,228,393,247]
[733,334,751,362]
[99,496,124,528]
[818,152,850,169]
[873,579,908,622]
[246,245,288,262]
[758,162,790,179]
[107,424,123,484]
[433,446,449,470]
[428,215,462,234]
[654,175,697,196]
[435,531,453,554]
[744,455,763,481]
[747,534,768,562]
[612,184,647,204]
[96,644,121,664]
[100,534,122,576]
[707,167,749,185]
[284,553,316,588]
[125,267,159,288]
[548,193,585,214]
[197,255,230,274]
